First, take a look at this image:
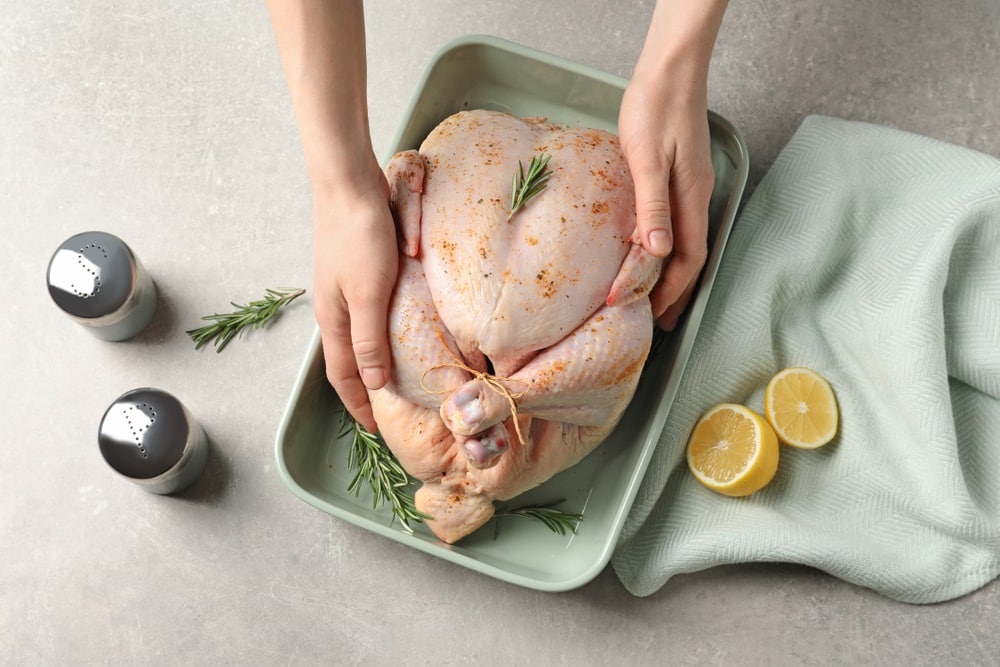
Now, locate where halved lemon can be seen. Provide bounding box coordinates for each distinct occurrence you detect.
[764,367,839,449]
[686,403,780,497]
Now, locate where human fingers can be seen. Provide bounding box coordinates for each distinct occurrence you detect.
[629,149,675,258]
[346,275,394,395]
[318,297,379,432]
[313,178,398,433]
[649,161,712,328]
[654,270,699,331]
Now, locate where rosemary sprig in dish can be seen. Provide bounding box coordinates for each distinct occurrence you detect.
[339,410,431,530]
[508,153,553,221]
[187,287,305,352]
[338,408,584,538]
[492,499,583,540]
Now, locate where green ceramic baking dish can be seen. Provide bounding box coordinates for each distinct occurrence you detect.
[275,35,748,592]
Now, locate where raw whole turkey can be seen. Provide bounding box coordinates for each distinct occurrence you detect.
[369,109,663,543]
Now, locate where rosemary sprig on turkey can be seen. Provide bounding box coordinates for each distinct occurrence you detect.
[508,152,553,220]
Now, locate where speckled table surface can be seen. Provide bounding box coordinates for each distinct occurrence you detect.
[3,1,998,664]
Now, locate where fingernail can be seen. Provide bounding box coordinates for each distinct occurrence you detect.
[648,229,672,256]
[360,367,387,389]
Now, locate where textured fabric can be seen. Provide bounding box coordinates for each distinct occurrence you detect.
[612,115,1000,603]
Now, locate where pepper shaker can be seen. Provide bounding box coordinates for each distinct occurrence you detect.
[98,388,209,495]
[46,231,157,341]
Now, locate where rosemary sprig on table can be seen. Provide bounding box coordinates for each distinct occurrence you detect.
[339,410,431,529]
[187,287,305,352]
[508,153,553,221]
[492,499,583,540]
[338,409,584,538]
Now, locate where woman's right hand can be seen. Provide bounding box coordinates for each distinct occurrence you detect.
[312,164,397,433]
[266,0,393,430]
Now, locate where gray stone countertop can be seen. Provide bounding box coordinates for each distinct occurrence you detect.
[3,1,998,664]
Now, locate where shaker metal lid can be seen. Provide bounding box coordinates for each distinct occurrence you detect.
[47,231,136,319]
[98,388,190,479]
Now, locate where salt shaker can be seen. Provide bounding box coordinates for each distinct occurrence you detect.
[98,388,209,495]
[46,231,157,341]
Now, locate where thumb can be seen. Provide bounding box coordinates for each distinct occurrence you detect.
[348,287,394,391]
[631,162,674,257]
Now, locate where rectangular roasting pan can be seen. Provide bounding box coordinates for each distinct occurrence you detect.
[275,35,749,592]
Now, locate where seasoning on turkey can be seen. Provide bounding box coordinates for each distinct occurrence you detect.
[367,109,663,543]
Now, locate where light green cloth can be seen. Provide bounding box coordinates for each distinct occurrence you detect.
[612,115,1000,603]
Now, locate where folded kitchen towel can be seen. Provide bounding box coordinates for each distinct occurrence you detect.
[612,115,1000,603]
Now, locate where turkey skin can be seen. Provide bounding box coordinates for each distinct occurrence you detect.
[368,109,662,543]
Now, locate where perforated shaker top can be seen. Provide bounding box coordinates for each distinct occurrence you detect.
[99,388,190,479]
[47,231,136,319]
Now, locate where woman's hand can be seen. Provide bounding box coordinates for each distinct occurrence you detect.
[312,164,397,433]
[619,74,715,330]
[268,0,394,431]
[620,0,728,330]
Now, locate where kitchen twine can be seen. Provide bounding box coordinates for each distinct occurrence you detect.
[419,329,527,445]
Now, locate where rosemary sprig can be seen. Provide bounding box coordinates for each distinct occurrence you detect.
[337,409,584,539]
[187,287,305,352]
[492,498,583,540]
[338,409,431,529]
[508,153,553,221]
